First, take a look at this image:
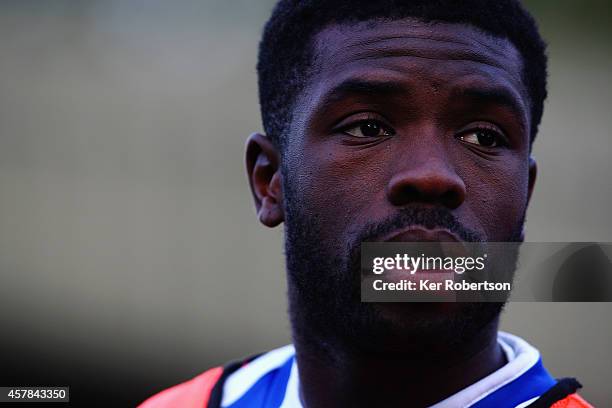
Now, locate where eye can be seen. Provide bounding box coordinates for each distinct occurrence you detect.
[342,120,395,138]
[458,128,506,148]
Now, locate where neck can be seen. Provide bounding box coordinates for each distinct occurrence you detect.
[294,316,505,408]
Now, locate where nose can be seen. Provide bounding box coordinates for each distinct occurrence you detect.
[386,148,466,210]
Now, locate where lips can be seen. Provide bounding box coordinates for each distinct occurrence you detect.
[383,227,462,243]
[375,227,470,284]
[364,227,477,302]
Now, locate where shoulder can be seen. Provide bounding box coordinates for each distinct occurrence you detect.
[219,344,296,407]
[138,345,295,408]
[550,393,594,408]
[138,366,224,408]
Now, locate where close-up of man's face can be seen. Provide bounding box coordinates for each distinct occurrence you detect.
[4,0,612,405]
[250,18,538,353]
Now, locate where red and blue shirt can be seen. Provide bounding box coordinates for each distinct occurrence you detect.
[140,332,592,408]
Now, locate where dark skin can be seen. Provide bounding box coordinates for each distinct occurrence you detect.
[247,19,537,408]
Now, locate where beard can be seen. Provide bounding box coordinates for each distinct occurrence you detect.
[282,172,525,358]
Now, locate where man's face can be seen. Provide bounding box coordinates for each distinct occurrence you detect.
[263,19,536,351]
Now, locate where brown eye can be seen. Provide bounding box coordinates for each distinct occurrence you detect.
[343,120,394,138]
[459,129,504,147]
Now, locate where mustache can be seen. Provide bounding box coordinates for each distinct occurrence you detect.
[352,206,484,246]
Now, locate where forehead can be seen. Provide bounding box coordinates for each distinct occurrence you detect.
[302,19,528,123]
[314,19,522,63]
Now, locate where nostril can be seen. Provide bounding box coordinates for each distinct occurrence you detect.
[388,183,464,208]
[390,185,421,205]
[441,190,461,209]
[403,185,421,202]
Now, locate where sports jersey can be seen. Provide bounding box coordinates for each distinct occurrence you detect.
[139,332,592,408]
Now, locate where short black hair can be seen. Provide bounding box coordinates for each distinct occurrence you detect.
[257,0,547,148]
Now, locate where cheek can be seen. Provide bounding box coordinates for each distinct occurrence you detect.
[462,159,529,241]
[288,143,389,240]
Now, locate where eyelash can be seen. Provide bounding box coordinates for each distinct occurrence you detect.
[335,117,396,138]
[456,125,509,148]
[334,115,508,148]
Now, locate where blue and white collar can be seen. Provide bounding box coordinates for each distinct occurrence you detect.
[221,332,556,408]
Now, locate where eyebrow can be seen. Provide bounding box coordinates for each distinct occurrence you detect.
[317,78,410,110]
[313,78,528,131]
[450,87,527,127]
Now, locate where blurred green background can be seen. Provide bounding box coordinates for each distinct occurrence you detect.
[0,1,610,406]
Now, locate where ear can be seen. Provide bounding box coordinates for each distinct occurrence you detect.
[246,133,284,227]
[527,156,537,205]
